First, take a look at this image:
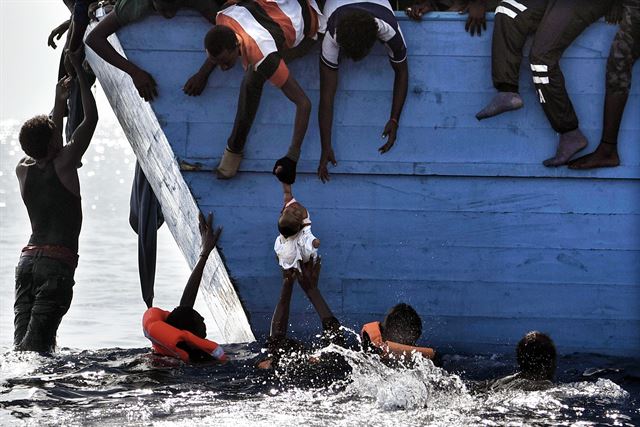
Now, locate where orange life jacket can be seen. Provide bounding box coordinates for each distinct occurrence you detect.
[361,321,436,360]
[142,307,226,363]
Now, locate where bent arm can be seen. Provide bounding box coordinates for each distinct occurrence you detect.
[60,58,98,166]
[280,75,312,156]
[85,12,138,76]
[390,60,408,123]
[318,62,338,156]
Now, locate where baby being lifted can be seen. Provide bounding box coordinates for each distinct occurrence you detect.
[274,181,320,271]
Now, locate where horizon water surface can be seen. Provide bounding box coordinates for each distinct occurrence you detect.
[0,119,639,426]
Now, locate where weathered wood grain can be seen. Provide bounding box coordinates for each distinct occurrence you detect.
[84,26,254,344]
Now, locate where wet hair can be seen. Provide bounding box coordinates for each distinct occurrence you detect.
[381,303,422,345]
[516,331,557,381]
[166,306,206,338]
[204,25,238,57]
[336,10,378,61]
[19,115,55,160]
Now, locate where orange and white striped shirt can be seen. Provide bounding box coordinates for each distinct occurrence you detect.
[216,0,321,87]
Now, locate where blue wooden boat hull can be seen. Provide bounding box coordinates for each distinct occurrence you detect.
[86,12,640,355]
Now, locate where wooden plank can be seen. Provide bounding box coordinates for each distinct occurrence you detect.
[180,123,640,168]
[84,26,254,344]
[118,12,621,61]
[238,277,640,321]
[185,172,640,215]
[246,311,640,356]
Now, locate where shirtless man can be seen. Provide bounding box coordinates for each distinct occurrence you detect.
[14,49,98,352]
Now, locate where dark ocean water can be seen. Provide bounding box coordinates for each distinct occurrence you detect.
[1,341,638,426]
[1,120,639,425]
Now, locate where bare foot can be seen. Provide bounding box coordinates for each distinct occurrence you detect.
[476,92,524,120]
[543,129,588,167]
[568,142,620,169]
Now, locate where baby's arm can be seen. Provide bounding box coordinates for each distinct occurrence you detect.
[282,181,294,205]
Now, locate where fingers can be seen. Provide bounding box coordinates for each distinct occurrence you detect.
[207,212,213,229]
[212,227,222,245]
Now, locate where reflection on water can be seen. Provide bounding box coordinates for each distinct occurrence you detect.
[0,344,638,426]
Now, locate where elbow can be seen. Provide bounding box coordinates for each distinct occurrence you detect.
[85,30,96,49]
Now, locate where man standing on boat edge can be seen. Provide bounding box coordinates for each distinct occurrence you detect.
[14,49,98,352]
[199,0,322,184]
[316,0,409,183]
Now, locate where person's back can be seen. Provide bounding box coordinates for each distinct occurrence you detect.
[14,49,97,352]
[22,157,82,253]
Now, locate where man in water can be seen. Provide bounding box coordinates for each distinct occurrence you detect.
[475,0,614,166]
[142,212,226,363]
[86,0,221,102]
[14,48,98,352]
[488,331,557,391]
[317,0,409,182]
[199,0,322,183]
[569,0,640,169]
[257,257,346,378]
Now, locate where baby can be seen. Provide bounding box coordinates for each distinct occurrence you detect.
[274,181,320,271]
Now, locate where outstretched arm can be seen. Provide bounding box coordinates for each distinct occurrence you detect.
[317,61,338,183]
[297,257,335,322]
[51,76,71,145]
[273,75,312,184]
[179,212,222,308]
[58,49,98,167]
[270,269,296,337]
[85,12,157,101]
[379,59,408,154]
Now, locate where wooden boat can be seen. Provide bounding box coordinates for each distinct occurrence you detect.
[85,12,640,356]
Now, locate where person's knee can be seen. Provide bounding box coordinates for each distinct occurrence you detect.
[32,275,74,317]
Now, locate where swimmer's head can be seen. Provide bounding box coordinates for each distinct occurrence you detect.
[166,306,206,338]
[19,115,58,160]
[336,10,377,61]
[381,303,422,346]
[517,331,557,381]
[278,203,305,238]
[153,0,180,19]
[205,26,240,71]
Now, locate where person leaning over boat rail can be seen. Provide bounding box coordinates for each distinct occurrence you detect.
[569,0,640,170]
[85,0,222,102]
[475,0,614,167]
[143,212,227,363]
[200,0,322,184]
[14,48,98,352]
[317,0,409,182]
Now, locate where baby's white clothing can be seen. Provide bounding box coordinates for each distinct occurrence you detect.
[274,198,317,271]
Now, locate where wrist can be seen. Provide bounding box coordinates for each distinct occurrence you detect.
[286,146,301,162]
[389,117,399,127]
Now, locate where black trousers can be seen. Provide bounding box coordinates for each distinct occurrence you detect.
[606,0,640,96]
[492,0,612,133]
[14,255,75,352]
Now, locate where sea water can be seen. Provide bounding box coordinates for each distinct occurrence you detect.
[1,120,638,426]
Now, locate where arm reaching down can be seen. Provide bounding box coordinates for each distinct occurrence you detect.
[85,12,157,101]
[379,59,408,154]
[317,61,339,183]
[179,212,223,308]
[272,75,312,184]
[462,0,487,37]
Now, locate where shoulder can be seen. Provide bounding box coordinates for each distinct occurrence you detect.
[114,0,154,25]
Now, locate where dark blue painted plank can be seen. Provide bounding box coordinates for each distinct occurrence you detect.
[185,172,640,215]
